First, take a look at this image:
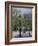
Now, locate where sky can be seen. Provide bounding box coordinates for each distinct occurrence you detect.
[12,7,32,14]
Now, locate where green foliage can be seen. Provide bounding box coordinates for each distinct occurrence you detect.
[11,9,32,31]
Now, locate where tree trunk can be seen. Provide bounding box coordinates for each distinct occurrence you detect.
[19,28,21,37]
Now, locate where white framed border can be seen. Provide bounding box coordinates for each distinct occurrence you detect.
[9,4,35,42]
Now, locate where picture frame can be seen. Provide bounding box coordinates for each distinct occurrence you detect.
[5,1,37,45]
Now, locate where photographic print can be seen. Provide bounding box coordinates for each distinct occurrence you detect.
[5,2,37,45]
[11,7,32,38]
